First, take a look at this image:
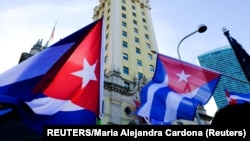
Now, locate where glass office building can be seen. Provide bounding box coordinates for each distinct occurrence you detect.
[198,46,250,109]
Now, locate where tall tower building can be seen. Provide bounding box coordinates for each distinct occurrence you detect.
[92,0,158,124]
[198,46,250,109]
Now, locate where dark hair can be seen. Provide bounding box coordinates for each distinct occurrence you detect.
[211,102,250,126]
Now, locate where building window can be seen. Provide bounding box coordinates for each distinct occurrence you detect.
[141,11,145,16]
[145,34,149,39]
[122,0,126,4]
[106,24,109,30]
[136,48,141,54]
[122,13,126,19]
[123,53,128,60]
[123,66,129,75]
[133,20,137,25]
[106,33,109,39]
[144,25,148,30]
[137,59,142,66]
[146,43,150,49]
[105,56,108,63]
[135,37,139,43]
[123,41,128,48]
[148,53,152,60]
[122,31,127,37]
[122,21,127,27]
[132,12,136,17]
[142,18,146,23]
[132,5,135,10]
[134,28,138,34]
[150,65,154,72]
[122,6,126,11]
[102,100,105,114]
[105,44,108,50]
[124,81,129,89]
[138,72,143,79]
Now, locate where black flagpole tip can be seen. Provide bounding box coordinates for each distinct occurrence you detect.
[222,27,230,36]
[222,27,229,32]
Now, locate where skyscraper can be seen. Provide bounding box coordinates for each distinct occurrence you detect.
[92,0,158,124]
[198,46,250,109]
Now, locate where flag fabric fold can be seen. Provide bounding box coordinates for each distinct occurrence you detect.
[0,17,104,134]
[136,53,221,123]
[225,89,250,105]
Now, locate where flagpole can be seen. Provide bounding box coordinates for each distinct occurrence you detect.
[221,73,250,84]
[43,22,57,49]
[177,24,207,125]
[49,21,57,41]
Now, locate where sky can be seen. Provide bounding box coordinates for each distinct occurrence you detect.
[1,0,250,117]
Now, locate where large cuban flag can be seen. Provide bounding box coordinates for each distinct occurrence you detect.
[136,53,221,123]
[0,17,104,134]
[225,89,250,105]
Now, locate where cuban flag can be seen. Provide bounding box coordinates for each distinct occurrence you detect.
[136,53,221,123]
[133,98,170,125]
[0,17,104,134]
[225,89,250,105]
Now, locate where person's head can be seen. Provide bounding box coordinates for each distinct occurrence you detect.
[211,102,250,126]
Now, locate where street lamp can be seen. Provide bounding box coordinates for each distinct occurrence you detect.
[177,24,207,60]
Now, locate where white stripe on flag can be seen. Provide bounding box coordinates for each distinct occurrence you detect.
[137,76,168,118]
[230,95,250,102]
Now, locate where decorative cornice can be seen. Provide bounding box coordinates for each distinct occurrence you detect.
[104,70,148,96]
[104,81,132,96]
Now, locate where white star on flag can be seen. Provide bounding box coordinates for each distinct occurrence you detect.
[71,58,97,88]
[176,70,191,82]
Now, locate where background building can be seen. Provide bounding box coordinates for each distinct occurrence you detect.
[92,0,158,125]
[198,46,250,109]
